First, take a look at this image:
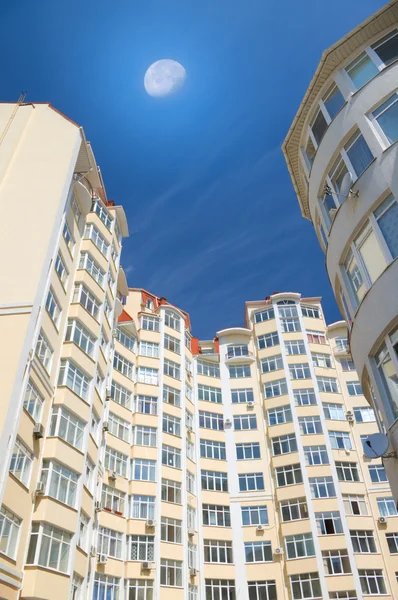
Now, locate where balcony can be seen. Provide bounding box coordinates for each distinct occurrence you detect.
[225,348,255,364]
[333,340,350,357]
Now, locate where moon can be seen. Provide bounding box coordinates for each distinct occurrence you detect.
[144,59,186,97]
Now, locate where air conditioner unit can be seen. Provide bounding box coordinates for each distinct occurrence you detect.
[190,568,197,577]
[346,412,355,422]
[146,519,156,527]
[109,471,117,481]
[224,419,232,428]
[103,421,109,432]
[256,524,265,531]
[35,481,45,495]
[378,516,388,524]
[106,386,112,399]
[90,545,97,557]
[188,528,195,537]
[142,561,152,570]
[95,501,102,512]
[247,401,255,407]
[33,423,44,439]
[97,554,108,564]
[274,547,284,555]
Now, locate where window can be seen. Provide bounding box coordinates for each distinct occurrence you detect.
[343,495,368,516]
[202,470,228,492]
[323,550,351,575]
[101,484,125,513]
[267,405,292,425]
[245,541,272,562]
[302,305,321,319]
[0,506,21,559]
[317,376,338,393]
[110,381,131,408]
[309,108,328,146]
[24,380,43,422]
[203,504,231,527]
[55,252,68,286]
[164,359,180,380]
[187,471,195,494]
[264,378,288,398]
[290,573,321,600]
[77,512,89,552]
[186,384,193,402]
[189,585,198,600]
[258,332,279,349]
[66,319,96,357]
[248,581,277,600]
[197,361,220,377]
[347,381,362,396]
[130,495,155,519]
[92,199,113,229]
[272,434,297,456]
[98,526,122,559]
[187,505,196,530]
[233,414,257,430]
[141,315,159,331]
[278,304,298,317]
[377,496,398,517]
[162,444,181,469]
[46,287,61,327]
[307,330,326,345]
[50,406,84,450]
[312,353,332,368]
[201,439,226,460]
[280,498,308,522]
[84,457,95,493]
[137,367,158,385]
[186,410,194,430]
[63,222,74,252]
[162,334,180,356]
[58,359,90,400]
[336,462,360,482]
[316,511,343,535]
[35,330,53,370]
[126,580,153,600]
[323,403,345,420]
[386,532,398,554]
[310,477,335,498]
[261,355,283,373]
[107,412,129,442]
[237,472,263,493]
[27,522,71,572]
[350,530,377,554]
[160,559,182,587]
[79,252,105,287]
[372,92,398,146]
[116,327,135,351]
[205,580,236,600]
[161,517,182,543]
[198,383,222,404]
[227,344,249,358]
[231,388,254,403]
[242,505,268,526]
[204,539,233,563]
[290,363,311,379]
[359,570,387,595]
[276,464,302,487]
[286,340,306,355]
[285,533,315,559]
[113,351,133,379]
[138,340,159,359]
[40,460,78,507]
[237,442,261,460]
[229,364,251,378]
[164,310,180,331]
[345,131,374,179]
[84,223,108,255]
[105,447,128,477]
[199,411,223,430]
[135,395,157,415]
[93,575,119,600]
[341,359,356,371]
[163,413,181,437]
[369,465,388,483]
[299,416,322,435]
[329,431,352,450]
[254,307,274,323]
[131,459,156,481]
[188,542,197,569]
[354,406,375,422]
[73,283,100,319]
[71,574,84,599]
[304,445,328,466]
[281,317,301,332]
[345,51,378,89]
[294,388,316,406]
[374,194,398,260]
[163,386,180,408]
[128,534,155,561]
[9,438,33,486]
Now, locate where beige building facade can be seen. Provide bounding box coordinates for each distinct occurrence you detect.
[283,1,398,503]
[1,101,398,600]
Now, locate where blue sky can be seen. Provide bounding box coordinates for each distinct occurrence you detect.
[0,0,385,337]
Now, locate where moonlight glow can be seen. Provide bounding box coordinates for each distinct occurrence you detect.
[144,59,186,97]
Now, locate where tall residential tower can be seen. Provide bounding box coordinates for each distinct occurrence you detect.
[283,1,398,502]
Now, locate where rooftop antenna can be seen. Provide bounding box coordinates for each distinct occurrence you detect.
[0,91,27,147]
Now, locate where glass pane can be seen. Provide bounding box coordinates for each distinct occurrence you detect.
[323,85,345,120]
[377,199,398,259]
[311,110,328,145]
[373,31,398,65]
[374,94,398,144]
[346,52,378,89]
[356,226,387,283]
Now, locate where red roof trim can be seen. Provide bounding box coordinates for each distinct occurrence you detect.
[118,309,134,323]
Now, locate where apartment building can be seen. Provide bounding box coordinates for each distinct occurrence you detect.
[282,1,398,499]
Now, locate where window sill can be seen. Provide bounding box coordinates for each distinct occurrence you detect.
[24,564,70,576]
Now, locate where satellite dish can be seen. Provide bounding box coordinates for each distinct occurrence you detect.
[363,433,389,459]
[340,172,353,199]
